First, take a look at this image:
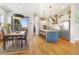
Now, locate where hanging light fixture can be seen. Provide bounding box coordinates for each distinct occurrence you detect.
[49,5,51,8]
[48,4,56,24]
[48,5,52,21]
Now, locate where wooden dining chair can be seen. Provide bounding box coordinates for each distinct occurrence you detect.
[2,29,14,50]
[17,30,28,48]
[7,24,12,33]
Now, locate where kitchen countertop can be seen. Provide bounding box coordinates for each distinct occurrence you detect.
[40,29,58,32]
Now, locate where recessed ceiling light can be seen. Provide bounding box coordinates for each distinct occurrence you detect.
[49,18,52,21]
[62,6,65,9]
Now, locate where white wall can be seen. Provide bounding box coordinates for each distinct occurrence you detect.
[0,7,6,26]
[34,16,40,36]
[0,7,13,32]
[70,4,79,43]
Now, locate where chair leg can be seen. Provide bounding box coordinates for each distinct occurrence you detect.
[3,40,6,50]
[25,39,27,46]
[21,40,23,48]
[12,40,15,47]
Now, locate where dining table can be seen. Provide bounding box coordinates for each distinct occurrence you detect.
[3,31,26,50]
[5,31,26,36]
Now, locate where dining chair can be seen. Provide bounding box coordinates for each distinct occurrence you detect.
[7,24,12,33]
[17,30,28,48]
[2,29,14,50]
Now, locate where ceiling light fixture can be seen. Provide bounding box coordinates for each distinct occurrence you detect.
[62,6,65,9]
[49,5,52,8]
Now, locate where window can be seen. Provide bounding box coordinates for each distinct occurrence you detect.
[0,15,4,26]
[20,18,29,27]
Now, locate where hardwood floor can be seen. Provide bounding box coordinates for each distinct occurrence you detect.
[3,36,79,55]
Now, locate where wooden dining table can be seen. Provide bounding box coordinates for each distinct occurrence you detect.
[5,31,26,36]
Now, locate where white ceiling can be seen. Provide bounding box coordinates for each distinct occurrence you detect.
[0,3,70,17]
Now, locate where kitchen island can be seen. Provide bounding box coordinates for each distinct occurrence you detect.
[40,29,59,42]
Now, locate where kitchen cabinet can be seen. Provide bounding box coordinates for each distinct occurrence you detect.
[59,30,70,41]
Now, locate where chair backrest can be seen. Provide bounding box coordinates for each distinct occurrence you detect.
[3,29,7,35]
[1,29,5,39]
[1,29,8,37]
[8,27,12,33]
[2,29,4,35]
